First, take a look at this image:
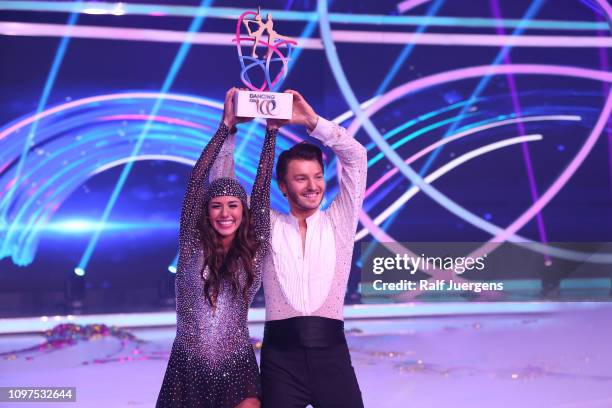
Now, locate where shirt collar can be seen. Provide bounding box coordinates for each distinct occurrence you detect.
[286,208,321,228]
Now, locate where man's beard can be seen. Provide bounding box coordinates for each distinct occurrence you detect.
[287,188,322,212]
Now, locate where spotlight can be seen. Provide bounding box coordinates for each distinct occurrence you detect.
[158,270,176,306]
[65,271,86,311]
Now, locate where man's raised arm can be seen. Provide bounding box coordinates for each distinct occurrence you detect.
[309,117,367,233]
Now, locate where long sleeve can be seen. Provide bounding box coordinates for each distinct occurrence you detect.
[309,117,367,235]
[209,130,236,181]
[179,124,231,256]
[249,127,277,246]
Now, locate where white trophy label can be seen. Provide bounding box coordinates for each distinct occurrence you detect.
[234,90,293,119]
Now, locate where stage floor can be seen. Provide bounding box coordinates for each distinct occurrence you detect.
[1,302,611,407]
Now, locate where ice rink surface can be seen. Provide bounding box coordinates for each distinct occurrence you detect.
[1,302,612,407]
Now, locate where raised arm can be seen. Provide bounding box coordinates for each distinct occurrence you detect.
[249,127,277,246]
[209,88,252,182]
[179,124,231,254]
[274,90,367,233]
[209,130,236,181]
[179,88,251,254]
[310,118,367,233]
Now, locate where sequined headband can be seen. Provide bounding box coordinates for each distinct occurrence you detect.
[204,177,248,206]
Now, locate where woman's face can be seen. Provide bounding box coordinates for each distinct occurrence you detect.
[207,196,243,239]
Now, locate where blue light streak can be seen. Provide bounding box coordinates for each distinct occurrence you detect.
[415,0,546,180]
[0,2,606,30]
[76,0,215,274]
[0,1,82,226]
[375,0,445,96]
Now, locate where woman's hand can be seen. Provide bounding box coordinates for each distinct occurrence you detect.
[265,117,289,130]
[222,87,252,129]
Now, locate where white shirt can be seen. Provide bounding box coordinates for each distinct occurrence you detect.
[270,209,336,314]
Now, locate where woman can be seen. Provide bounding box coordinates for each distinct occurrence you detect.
[157,88,277,408]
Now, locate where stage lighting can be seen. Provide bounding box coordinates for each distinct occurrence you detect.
[65,272,86,311]
[158,271,176,306]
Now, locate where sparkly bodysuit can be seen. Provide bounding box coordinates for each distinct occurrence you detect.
[157,124,277,408]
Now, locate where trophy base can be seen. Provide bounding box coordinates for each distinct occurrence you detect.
[234,90,293,119]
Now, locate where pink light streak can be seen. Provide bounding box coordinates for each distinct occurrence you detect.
[490,0,550,265]
[1,23,610,49]
[468,85,612,259]
[1,177,17,196]
[364,115,580,198]
[0,92,304,145]
[348,65,611,137]
[397,0,432,14]
[348,64,611,265]
[0,92,221,142]
[330,30,612,47]
[98,114,210,130]
[0,23,320,49]
[367,0,612,298]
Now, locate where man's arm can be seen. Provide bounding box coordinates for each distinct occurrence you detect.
[269,89,367,233]
[309,117,367,233]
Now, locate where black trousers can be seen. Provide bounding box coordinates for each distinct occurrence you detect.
[260,317,364,408]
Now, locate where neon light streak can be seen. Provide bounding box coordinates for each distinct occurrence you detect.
[359,0,446,266]
[319,0,612,262]
[363,115,581,200]
[375,0,445,96]
[367,113,478,167]
[0,93,297,265]
[489,0,550,264]
[0,3,81,225]
[98,114,209,130]
[168,253,179,274]
[356,134,545,240]
[0,92,304,146]
[596,18,612,196]
[0,220,178,233]
[2,23,611,48]
[414,0,545,204]
[1,2,607,31]
[398,0,432,14]
[76,0,215,274]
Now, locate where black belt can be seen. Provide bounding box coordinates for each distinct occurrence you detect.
[263,316,346,348]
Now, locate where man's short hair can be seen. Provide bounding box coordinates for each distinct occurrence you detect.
[276,142,324,183]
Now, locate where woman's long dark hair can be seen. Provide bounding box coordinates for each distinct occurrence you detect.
[198,202,259,307]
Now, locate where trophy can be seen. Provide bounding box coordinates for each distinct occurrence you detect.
[233,7,297,119]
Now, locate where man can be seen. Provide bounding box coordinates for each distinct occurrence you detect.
[215,90,367,407]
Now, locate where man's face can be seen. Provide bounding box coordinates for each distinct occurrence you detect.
[279,159,325,215]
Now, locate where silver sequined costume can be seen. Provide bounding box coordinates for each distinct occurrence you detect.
[157,123,277,408]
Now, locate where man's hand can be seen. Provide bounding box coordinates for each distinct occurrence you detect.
[266,89,318,131]
[222,87,252,129]
[287,89,318,132]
